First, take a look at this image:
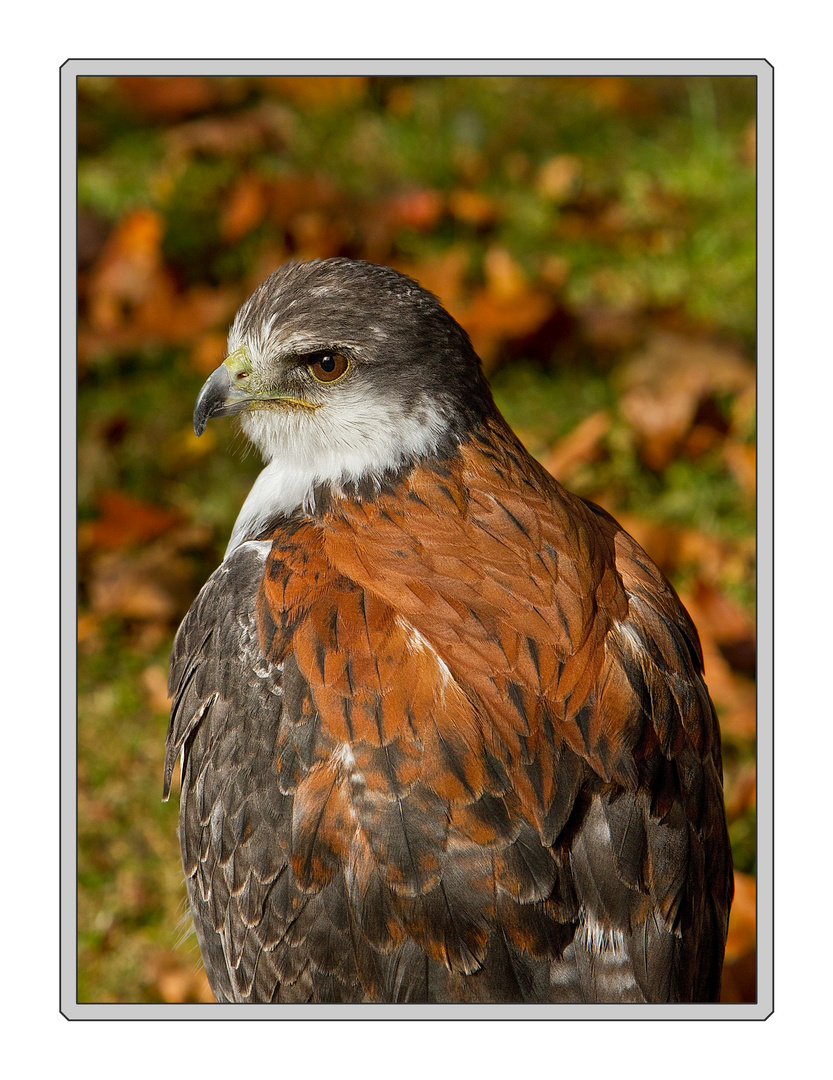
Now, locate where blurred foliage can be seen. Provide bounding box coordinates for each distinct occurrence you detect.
[76,74,757,1005]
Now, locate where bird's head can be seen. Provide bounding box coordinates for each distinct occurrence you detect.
[194,259,494,499]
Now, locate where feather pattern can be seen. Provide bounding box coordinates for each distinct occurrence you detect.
[167,414,732,1003]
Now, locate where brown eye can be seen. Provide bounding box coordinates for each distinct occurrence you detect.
[308,353,350,384]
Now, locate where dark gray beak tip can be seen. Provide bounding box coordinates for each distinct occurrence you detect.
[193,363,237,438]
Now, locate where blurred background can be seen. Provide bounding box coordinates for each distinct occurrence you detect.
[76,73,757,1004]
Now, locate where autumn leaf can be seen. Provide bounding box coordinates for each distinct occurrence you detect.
[618,332,755,470]
[115,75,230,120]
[89,491,182,551]
[535,154,582,203]
[220,173,268,242]
[448,188,498,227]
[540,410,611,480]
[257,75,369,109]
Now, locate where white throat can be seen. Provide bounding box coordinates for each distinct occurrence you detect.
[224,387,449,558]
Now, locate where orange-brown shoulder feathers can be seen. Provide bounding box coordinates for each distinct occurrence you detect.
[167,416,731,1002]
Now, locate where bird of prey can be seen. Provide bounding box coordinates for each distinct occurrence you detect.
[165,258,733,1004]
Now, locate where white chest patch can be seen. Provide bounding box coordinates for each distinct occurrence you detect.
[225,383,449,557]
[226,457,324,557]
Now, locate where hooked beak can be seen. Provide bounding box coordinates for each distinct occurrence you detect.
[193,362,254,436]
[193,346,321,437]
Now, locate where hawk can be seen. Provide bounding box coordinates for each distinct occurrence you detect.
[165,258,733,1004]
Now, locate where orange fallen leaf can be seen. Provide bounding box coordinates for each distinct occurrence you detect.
[87,208,166,334]
[725,871,756,960]
[720,870,756,1003]
[115,75,224,120]
[539,255,571,293]
[77,612,101,645]
[483,247,529,300]
[157,965,214,1004]
[79,278,238,361]
[535,154,582,202]
[257,75,368,108]
[164,102,288,159]
[724,440,757,498]
[540,410,611,480]
[87,542,196,624]
[190,332,228,376]
[448,189,497,227]
[394,247,470,312]
[221,173,267,242]
[385,83,416,118]
[264,173,342,229]
[724,763,756,821]
[147,949,215,1003]
[90,491,182,551]
[580,305,642,352]
[576,76,632,111]
[291,210,352,261]
[618,332,755,470]
[692,578,756,677]
[436,251,556,371]
[613,513,755,587]
[382,188,445,232]
[679,587,757,740]
[142,664,172,713]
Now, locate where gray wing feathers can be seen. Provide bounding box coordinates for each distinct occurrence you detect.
[165,539,729,1004]
[166,541,297,1002]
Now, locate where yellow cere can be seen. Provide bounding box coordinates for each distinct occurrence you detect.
[223,346,253,379]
